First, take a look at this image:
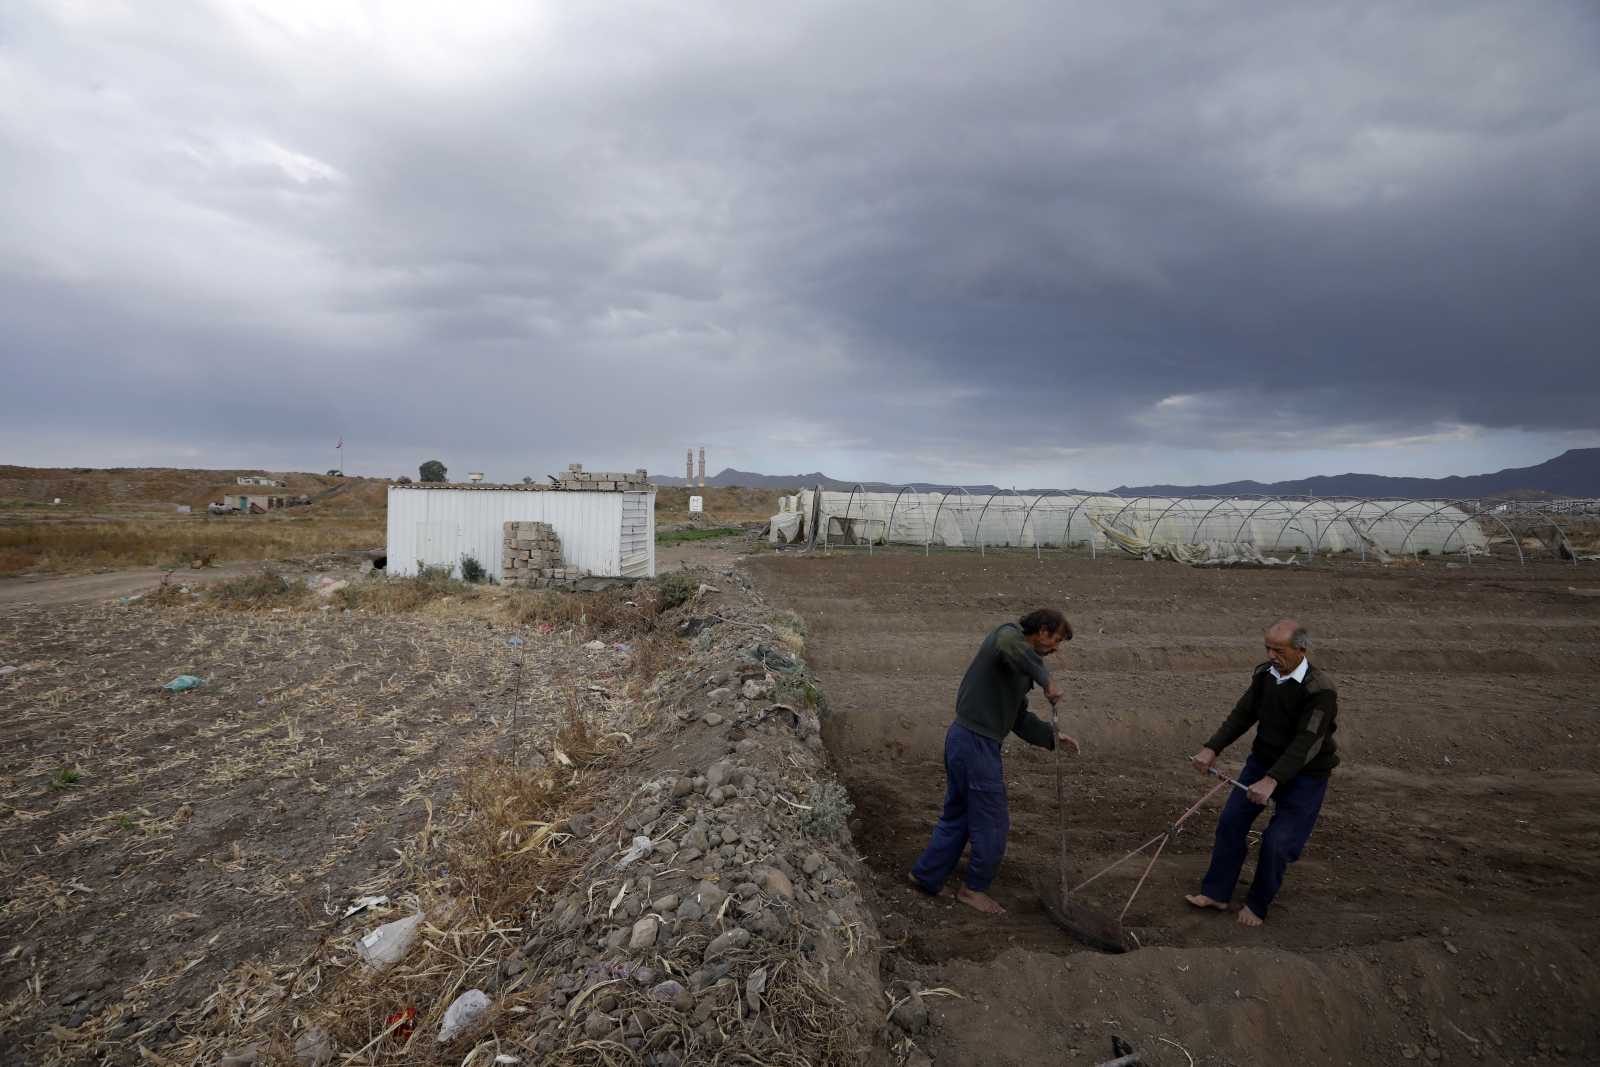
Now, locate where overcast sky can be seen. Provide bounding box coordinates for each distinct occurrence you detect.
[3,0,1597,490]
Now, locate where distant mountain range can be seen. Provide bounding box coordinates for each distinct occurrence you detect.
[1110,448,1600,499]
[653,448,1600,498]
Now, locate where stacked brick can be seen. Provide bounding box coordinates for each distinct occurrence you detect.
[502,521,583,587]
[554,463,651,491]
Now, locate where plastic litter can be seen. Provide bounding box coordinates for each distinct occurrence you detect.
[614,835,654,869]
[647,981,687,1001]
[436,988,491,1042]
[583,640,606,650]
[357,912,425,971]
[614,643,633,652]
[384,1008,417,1041]
[507,636,523,646]
[162,676,206,692]
[539,623,553,633]
[294,1026,331,1066]
[743,644,799,673]
[342,894,389,918]
[117,594,143,605]
[495,1056,521,1065]
[270,607,291,613]
[0,666,18,676]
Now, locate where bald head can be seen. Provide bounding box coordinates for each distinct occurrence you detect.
[1266,619,1310,651]
[1264,619,1309,674]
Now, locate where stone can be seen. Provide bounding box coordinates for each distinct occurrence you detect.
[502,957,528,977]
[704,927,751,960]
[736,738,761,754]
[682,827,710,851]
[60,991,87,1007]
[707,688,732,704]
[630,918,659,951]
[583,1012,614,1040]
[651,894,680,914]
[567,813,596,837]
[673,988,695,1013]
[677,848,702,864]
[692,777,709,794]
[802,853,824,875]
[605,927,629,951]
[676,899,703,923]
[693,879,728,909]
[702,713,724,727]
[671,778,693,798]
[906,1051,934,1067]
[761,868,795,898]
[706,761,733,789]
[890,984,929,1034]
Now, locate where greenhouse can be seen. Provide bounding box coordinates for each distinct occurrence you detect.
[767,488,1599,564]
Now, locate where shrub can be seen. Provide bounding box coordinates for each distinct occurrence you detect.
[459,554,488,583]
[798,781,853,840]
[691,626,721,653]
[761,609,806,637]
[653,573,700,611]
[775,664,835,719]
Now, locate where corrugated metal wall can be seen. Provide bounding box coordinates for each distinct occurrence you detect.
[620,491,655,577]
[387,487,657,580]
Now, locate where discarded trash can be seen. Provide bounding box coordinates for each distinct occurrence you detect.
[316,580,349,596]
[624,600,637,606]
[343,609,352,614]
[356,912,425,971]
[647,980,687,1002]
[436,988,491,1042]
[384,1007,417,1041]
[494,1056,521,1065]
[0,666,17,676]
[319,605,333,611]
[615,835,654,869]
[116,594,143,606]
[219,1042,260,1067]
[507,636,523,645]
[614,643,633,652]
[162,676,206,692]
[697,583,721,594]
[746,966,768,995]
[743,643,798,672]
[342,894,389,918]
[539,623,553,633]
[583,640,606,650]
[270,607,291,613]
[294,1025,332,1066]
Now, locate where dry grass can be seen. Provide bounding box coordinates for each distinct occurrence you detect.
[0,514,383,576]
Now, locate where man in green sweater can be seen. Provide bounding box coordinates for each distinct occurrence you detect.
[1186,619,1338,926]
[909,608,1079,915]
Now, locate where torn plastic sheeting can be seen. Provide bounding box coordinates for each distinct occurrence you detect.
[342,894,389,918]
[583,640,606,650]
[614,835,654,869]
[437,988,491,1042]
[162,676,206,692]
[356,912,424,971]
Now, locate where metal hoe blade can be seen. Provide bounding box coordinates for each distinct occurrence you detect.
[1037,874,1128,954]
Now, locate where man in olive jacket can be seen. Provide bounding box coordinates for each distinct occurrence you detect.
[909,608,1079,915]
[1187,619,1338,926]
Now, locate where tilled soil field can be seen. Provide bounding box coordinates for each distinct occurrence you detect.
[747,551,1600,1067]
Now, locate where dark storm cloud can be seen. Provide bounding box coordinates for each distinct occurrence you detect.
[1,0,1597,477]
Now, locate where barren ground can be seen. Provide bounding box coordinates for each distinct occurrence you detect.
[746,550,1600,1067]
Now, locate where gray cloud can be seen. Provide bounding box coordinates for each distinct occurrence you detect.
[2,0,1597,483]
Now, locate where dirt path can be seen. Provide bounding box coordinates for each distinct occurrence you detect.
[748,551,1600,1066]
[0,562,268,610]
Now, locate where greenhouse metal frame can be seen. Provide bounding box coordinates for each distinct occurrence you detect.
[778,486,1596,565]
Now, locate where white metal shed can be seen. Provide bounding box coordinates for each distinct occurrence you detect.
[387,485,655,581]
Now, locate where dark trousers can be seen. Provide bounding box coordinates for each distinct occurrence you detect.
[910,724,1009,893]
[1200,754,1329,918]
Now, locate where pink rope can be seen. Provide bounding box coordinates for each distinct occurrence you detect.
[1070,779,1231,912]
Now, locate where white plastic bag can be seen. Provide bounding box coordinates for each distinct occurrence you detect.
[614,835,654,869]
[356,912,424,971]
[437,989,491,1042]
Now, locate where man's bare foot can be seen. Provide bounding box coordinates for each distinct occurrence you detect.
[1185,894,1228,910]
[1237,906,1264,927]
[907,872,953,899]
[955,887,1006,914]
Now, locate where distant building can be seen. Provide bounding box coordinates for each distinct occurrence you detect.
[236,476,279,486]
[218,493,309,513]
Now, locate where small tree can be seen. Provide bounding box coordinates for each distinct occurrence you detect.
[521,476,534,484]
[419,460,447,483]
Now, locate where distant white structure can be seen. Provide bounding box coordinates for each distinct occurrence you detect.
[237,476,278,486]
[387,467,655,581]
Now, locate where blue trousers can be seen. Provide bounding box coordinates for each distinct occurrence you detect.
[910,724,1010,893]
[1200,754,1329,919]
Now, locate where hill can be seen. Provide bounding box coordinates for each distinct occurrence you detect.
[654,467,1010,491]
[1109,447,1600,499]
[0,466,387,510]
